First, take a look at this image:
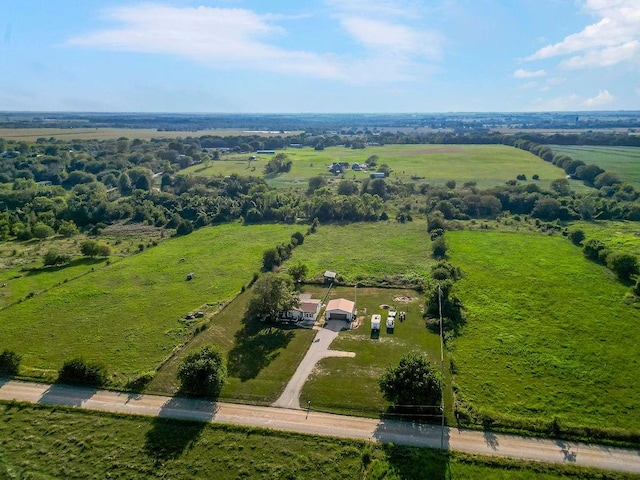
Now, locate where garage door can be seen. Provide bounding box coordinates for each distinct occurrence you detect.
[329,313,347,320]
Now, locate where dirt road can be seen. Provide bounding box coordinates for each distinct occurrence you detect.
[0,379,639,474]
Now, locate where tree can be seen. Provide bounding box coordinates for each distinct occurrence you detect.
[246,273,299,322]
[550,178,571,196]
[607,253,639,281]
[43,249,72,266]
[178,345,227,396]
[432,236,447,259]
[80,240,110,257]
[337,179,358,196]
[378,353,443,408]
[307,175,327,195]
[291,231,304,246]
[32,223,54,239]
[287,261,308,283]
[58,358,108,386]
[58,220,79,237]
[583,239,607,263]
[445,179,456,189]
[377,164,391,177]
[568,229,585,246]
[0,350,22,376]
[365,155,379,167]
[262,248,281,272]
[118,172,132,195]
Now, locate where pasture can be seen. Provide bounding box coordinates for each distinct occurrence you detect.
[287,221,434,285]
[182,144,568,190]
[571,220,640,257]
[299,286,453,420]
[0,403,607,480]
[447,230,640,434]
[0,223,296,384]
[0,127,299,141]
[551,145,640,188]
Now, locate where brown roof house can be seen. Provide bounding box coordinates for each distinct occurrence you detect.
[284,294,323,322]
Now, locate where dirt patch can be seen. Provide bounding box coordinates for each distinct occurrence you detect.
[351,317,364,329]
[393,296,419,303]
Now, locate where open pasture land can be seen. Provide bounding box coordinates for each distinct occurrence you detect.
[182,144,567,190]
[147,289,315,404]
[0,127,300,141]
[0,404,610,480]
[571,220,640,257]
[448,230,640,434]
[551,145,640,188]
[288,221,434,285]
[0,223,296,384]
[300,286,453,419]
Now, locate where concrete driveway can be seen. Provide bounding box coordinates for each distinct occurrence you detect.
[272,320,355,409]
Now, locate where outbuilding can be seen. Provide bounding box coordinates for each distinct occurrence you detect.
[325,298,356,321]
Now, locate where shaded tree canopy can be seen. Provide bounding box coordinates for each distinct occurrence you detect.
[246,273,299,322]
[378,353,443,408]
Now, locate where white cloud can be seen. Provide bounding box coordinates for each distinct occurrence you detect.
[530,89,615,110]
[583,89,615,106]
[526,0,640,69]
[67,2,442,86]
[513,68,546,79]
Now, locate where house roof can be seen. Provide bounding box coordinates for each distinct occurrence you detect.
[298,299,321,313]
[325,298,355,313]
[324,270,337,278]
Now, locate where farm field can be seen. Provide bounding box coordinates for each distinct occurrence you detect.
[147,289,316,404]
[182,144,568,190]
[551,145,640,188]
[447,230,640,434]
[0,403,611,480]
[0,127,300,141]
[0,223,297,385]
[299,286,453,420]
[288,221,434,285]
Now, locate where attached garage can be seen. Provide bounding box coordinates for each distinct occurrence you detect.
[325,298,356,322]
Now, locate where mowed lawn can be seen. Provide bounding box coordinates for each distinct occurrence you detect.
[448,230,640,432]
[147,289,316,404]
[551,145,640,188]
[182,144,567,190]
[0,223,296,383]
[290,221,434,284]
[300,286,453,419]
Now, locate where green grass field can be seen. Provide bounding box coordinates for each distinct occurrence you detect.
[551,145,640,188]
[183,144,568,190]
[0,403,629,480]
[147,289,316,404]
[0,223,296,384]
[289,221,434,284]
[570,220,640,257]
[300,286,453,420]
[448,230,640,435]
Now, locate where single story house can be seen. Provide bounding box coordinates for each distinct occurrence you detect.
[352,163,361,171]
[324,270,337,283]
[325,298,356,321]
[283,294,322,322]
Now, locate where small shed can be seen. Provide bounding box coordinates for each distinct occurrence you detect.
[324,270,337,283]
[371,314,381,331]
[325,298,356,321]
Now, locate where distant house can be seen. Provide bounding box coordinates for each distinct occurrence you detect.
[284,294,322,322]
[289,143,303,148]
[370,172,386,179]
[352,163,361,171]
[328,162,344,174]
[256,150,276,155]
[325,298,356,321]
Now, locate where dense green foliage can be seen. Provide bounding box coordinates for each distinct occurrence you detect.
[177,345,227,396]
[246,273,299,322]
[378,353,443,409]
[58,358,108,386]
[0,350,21,376]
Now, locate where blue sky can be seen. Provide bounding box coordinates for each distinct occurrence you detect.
[1,0,639,113]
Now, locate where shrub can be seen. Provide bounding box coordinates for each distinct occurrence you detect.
[432,236,447,259]
[583,239,607,263]
[607,253,639,281]
[43,249,72,266]
[0,350,22,376]
[58,358,108,386]
[568,229,585,246]
[178,345,227,396]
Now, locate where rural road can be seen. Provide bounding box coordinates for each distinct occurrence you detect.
[1,379,639,474]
